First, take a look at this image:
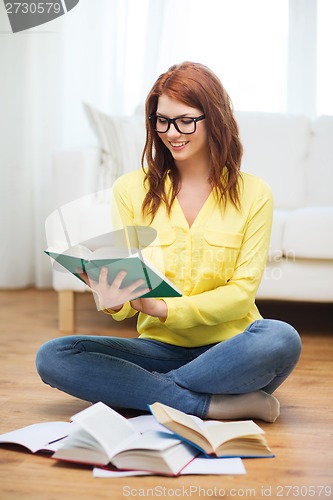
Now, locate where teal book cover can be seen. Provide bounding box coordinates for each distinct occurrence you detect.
[45,249,182,298]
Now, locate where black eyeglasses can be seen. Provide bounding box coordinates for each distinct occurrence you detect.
[149,114,206,134]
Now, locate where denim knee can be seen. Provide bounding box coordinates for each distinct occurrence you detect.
[261,319,302,364]
[36,341,50,380]
[35,338,63,384]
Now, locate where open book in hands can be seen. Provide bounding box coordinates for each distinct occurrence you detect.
[45,231,181,300]
[149,402,274,458]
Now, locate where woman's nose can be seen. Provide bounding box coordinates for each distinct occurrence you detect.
[166,122,182,139]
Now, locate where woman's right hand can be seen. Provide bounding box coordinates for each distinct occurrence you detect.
[78,267,151,311]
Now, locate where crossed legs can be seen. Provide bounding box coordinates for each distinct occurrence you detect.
[36,319,301,421]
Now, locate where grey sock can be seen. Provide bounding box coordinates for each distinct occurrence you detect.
[207,390,280,423]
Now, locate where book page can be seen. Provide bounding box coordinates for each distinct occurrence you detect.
[93,456,246,477]
[71,402,141,459]
[180,456,246,475]
[113,431,182,455]
[46,245,92,260]
[150,403,266,453]
[129,414,173,435]
[150,403,207,437]
[203,420,264,450]
[90,248,138,260]
[0,421,73,453]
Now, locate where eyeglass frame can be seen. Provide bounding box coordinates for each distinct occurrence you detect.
[148,113,206,134]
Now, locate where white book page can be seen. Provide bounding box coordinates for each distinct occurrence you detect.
[0,422,73,453]
[181,456,246,475]
[203,420,264,450]
[151,404,207,435]
[93,457,246,477]
[71,402,140,458]
[129,414,173,434]
[113,431,182,455]
[93,468,149,478]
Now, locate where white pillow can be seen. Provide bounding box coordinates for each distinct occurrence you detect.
[235,111,310,209]
[83,102,146,188]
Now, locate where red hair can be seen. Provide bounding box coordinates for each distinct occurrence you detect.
[142,62,243,220]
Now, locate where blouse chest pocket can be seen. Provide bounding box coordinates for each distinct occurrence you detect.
[134,226,158,249]
[138,228,177,277]
[203,230,243,282]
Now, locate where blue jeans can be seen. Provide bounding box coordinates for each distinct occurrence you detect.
[36,319,301,419]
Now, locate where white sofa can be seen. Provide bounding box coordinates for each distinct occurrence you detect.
[47,105,333,332]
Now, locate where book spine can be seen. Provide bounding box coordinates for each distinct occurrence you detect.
[141,262,152,290]
[80,258,87,275]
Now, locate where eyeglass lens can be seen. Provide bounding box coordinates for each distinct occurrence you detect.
[153,116,197,134]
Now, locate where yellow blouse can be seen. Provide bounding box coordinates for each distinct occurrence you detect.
[107,168,273,347]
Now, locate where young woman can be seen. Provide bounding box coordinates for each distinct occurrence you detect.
[36,62,301,422]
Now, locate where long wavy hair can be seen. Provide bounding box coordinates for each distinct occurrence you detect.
[141,62,243,220]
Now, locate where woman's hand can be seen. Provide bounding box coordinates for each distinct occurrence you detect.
[130,297,168,320]
[78,267,151,311]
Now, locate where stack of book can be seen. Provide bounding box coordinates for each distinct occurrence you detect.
[0,401,273,477]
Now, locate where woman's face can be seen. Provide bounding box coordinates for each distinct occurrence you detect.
[155,94,209,167]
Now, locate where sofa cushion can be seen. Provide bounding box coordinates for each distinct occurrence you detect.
[283,207,333,259]
[235,111,310,210]
[305,116,333,206]
[257,259,333,301]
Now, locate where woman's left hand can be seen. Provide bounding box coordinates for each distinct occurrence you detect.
[130,297,168,320]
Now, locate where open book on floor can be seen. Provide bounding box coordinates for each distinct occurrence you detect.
[0,409,246,477]
[149,402,274,458]
[52,402,198,476]
[0,421,73,454]
[45,231,181,299]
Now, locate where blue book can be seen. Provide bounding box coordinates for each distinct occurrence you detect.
[149,402,274,459]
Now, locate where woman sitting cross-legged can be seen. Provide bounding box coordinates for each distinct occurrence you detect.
[36,62,302,423]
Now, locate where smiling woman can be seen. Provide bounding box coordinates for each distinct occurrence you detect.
[36,61,302,425]
[142,62,242,222]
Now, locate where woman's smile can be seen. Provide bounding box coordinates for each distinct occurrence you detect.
[169,140,189,150]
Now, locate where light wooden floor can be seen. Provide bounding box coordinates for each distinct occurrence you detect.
[0,289,332,500]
